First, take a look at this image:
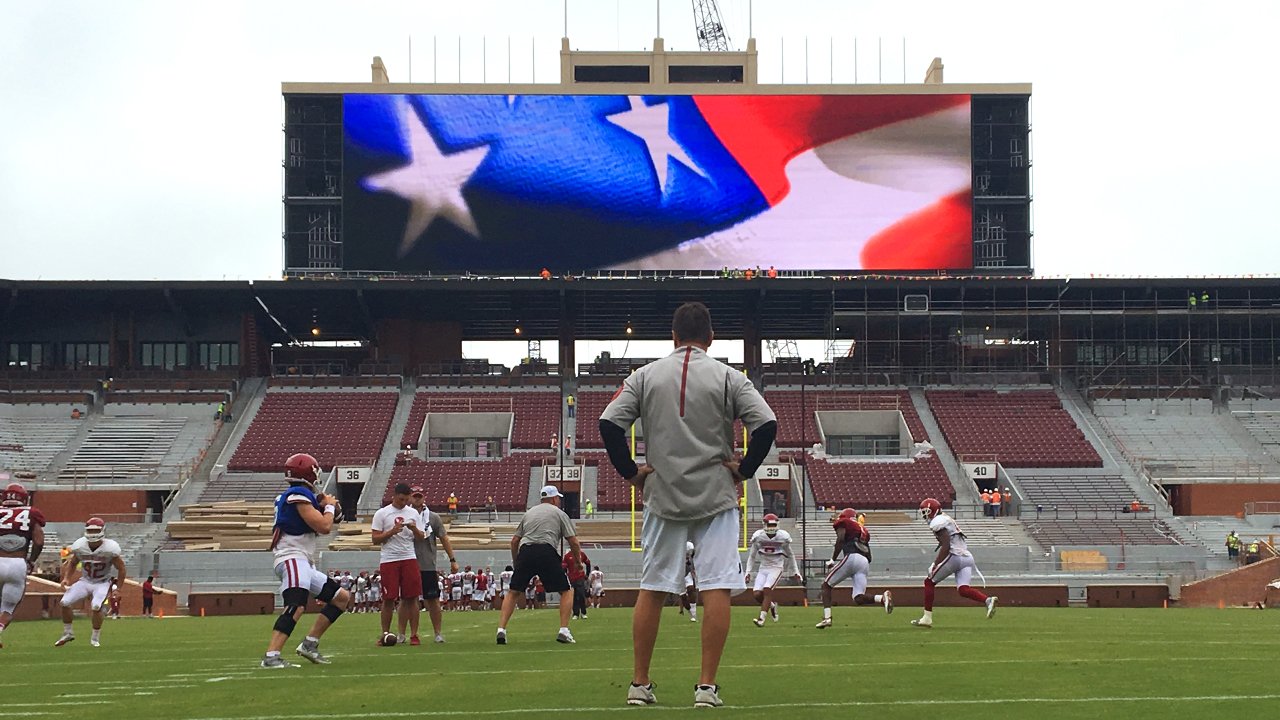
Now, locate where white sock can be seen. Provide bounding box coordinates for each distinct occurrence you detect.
[771,602,777,610]
[921,610,933,622]
[305,635,318,644]
[266,650,281,657]
[559,626,570,634]
[823,607,832,619]
[496,627,506,635]
[63,623,73,634]
[874,594,884,603]
[91,629,101,641]
[758,610,767,620]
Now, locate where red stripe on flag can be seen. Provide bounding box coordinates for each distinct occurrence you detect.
[859,190,973,270]
[694,94,970,206]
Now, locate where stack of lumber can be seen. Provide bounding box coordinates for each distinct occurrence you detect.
[327,522,517,551]
[166,502,275,550]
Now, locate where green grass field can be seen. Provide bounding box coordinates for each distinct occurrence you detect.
[2,605,1276,719]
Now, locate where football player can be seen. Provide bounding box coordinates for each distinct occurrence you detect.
[0,482,45,649]
[911,498,997,628]
[56,517,125,648]
[462,565,476,611]
[588,566,605,609]
[816,508,891,629]
[260,453,351,668]
[354,572,370,613]
[745,514,802,627]
[678,541,698,622]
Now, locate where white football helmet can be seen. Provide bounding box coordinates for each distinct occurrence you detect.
[84,516,106,542]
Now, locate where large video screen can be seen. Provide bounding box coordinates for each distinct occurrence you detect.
[342,93,972,272]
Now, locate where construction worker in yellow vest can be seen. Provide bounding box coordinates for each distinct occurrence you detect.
[1245,541,1261,565]
[1225,531,1241,560]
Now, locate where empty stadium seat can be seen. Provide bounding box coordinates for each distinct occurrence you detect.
[384,454,535,511]
[806,455,954,510]
[227,391,397,472]
[927,389,1102,468]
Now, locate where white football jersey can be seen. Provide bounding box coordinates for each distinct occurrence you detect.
[746,529,799,574]
[69,537,121,583]
[500,570,514,593]
[589,569,604,586]
[929,513,970,556]
[462,570,476,591]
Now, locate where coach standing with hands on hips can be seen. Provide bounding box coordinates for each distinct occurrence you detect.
[601,302,777,709]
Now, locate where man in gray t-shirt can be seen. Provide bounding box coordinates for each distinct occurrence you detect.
[410,487,457,644]
[601,301,778,709]
[495,485,584,646]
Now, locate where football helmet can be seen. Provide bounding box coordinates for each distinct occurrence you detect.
[1,482,28,507]
[833,507,857,526]
[84,517,106,541]
[918,498,942,522]
[284,453,321,487]
[763,513,780,537]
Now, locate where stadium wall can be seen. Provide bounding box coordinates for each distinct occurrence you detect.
[35,490,151,522]
[1168,483,1280,516]
[1179,556,1280,608]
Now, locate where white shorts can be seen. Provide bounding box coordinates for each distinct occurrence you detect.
[355,590,369,603]
[929,552,978,587]
[471,590,484,602]
[0,557,27,614]
[751,566,784,593]
[273,557,328,597]
[451,588,463,601]
[824,553,870,597]
[590,583,604,597]
[61,577,112,612]
[640,508,745,596]
[370,588,382,602]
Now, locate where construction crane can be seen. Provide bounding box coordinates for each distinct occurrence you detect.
[691,0,731,51]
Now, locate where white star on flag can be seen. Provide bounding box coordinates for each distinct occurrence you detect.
[605,97,707,193]
[362,100,490,257]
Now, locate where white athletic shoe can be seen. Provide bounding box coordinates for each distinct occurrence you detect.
[396,634,407,645]
[90,638,101,648]
[986,596,998,619]
[769,603,779,622]
[556,629,576,644]
[627,682,657,706]
[54,632,75,647]
[434,634,446,644]
[884,590,894,614]
[689,615,698,623]
[815,618,832,629]
[911,617,932,628]
[752,617,765,628]
[694,684,724,708]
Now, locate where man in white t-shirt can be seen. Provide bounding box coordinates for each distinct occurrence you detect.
[589,567,605,609]
[371,483,425,644]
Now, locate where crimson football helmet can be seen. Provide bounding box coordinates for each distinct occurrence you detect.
[918,498,943,522]
[1,482,28,507]
[833,507,857,526]
[763,512,780,537]
[84,517,106,541]
[284,452,321,487]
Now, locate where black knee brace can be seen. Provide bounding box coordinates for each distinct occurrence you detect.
[316,578,340,603]
[320,603,344,623]
[274,587,309,636]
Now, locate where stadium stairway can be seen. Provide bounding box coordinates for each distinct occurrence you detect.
[909,388,974,503]
[42,410,103,480]
[367,378,419,508]
[162,378,266,521]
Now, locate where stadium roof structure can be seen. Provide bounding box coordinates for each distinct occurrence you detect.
[3,275,1278,345]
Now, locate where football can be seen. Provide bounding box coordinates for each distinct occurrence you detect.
[380,632,398,647]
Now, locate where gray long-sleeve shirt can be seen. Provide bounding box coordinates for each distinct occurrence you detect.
[601,345,776,521]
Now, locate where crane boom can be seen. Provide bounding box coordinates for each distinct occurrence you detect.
[691,0,731,51]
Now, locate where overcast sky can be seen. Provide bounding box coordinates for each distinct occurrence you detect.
[1,0,1277,283]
